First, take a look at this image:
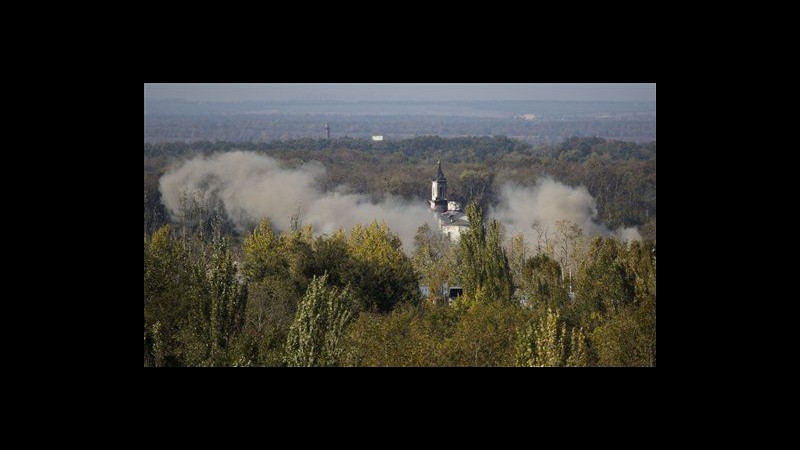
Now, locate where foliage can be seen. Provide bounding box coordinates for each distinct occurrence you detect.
[145,218,655,366]
[285,274,355,367]
[179,236,248,366]
[441,300,529,366]
[515,308,587,367]
[412,223,460,302]
[144,225,196,366]
[347,221,420,312]
[144,135,656,367]
[459,203,514,302]
[592,303,655,367]
[518,253,570,310]
[144,225,247,366]
[344,300,529,366]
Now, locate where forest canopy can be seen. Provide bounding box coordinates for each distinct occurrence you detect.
[144,136,655,367]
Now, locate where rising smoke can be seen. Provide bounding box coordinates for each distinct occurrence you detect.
[159,151,437,250]
[490,177,641,245]
[159,153,639,254]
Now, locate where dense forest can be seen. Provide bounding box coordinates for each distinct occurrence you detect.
[144,136,656,367]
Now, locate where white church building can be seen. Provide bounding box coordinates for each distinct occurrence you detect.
[428,161,469,241]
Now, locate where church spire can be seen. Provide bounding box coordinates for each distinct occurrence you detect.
[435,159,446,181]
[430,159,448,210]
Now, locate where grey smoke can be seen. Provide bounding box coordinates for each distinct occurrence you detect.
[159,151,436,250]
[490,177,641,245]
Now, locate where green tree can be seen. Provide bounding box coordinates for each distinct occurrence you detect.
[412,223,458,302]
[180,236,248,366]
[566,326,588,367]
[459,203,513,302]
[508,233,527,287]
[344,300,528,367]
[344,304,421,366]
[572,237,635,325]
[624,240,657,307]
[242,218,283,284]
[525,308,565,366]
[516,308,587,367]
[285,274,356,367]
[236,219,315,366]
[442,301,528,366]
[309,230,355,292]
[236,279,298,366]
[592,304,655,367]
[347,221,420,312]
[144,225,196,366]
[519,253,569,310]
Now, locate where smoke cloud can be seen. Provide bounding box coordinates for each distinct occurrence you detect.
[159,151,436,250]
[490,177,641,244]
[159,153,639,254]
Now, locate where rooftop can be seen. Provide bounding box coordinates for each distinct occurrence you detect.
[439,210,469,227]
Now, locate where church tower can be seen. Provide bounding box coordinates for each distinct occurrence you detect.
[429,160,448,211]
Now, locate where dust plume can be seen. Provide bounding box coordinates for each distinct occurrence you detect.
[159,151,436,250]
[490,177,641,244]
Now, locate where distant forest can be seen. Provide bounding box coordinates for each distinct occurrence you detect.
[144,135,656,367]
[145,114,656,144]
[144,99,656,144]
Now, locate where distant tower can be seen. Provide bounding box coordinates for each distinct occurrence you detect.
[429,160,448,211]
[325,123,330,140]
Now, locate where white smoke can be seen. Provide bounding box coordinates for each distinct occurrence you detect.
[159,153,639,253]
[159,151,436,250]
[490,177,641,244]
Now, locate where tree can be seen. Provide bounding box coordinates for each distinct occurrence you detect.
[531,220,551,255]
[518,308,565,367]
[236,278,298,366]
[347,221,420,312]
[412,223,458,302]
[574,237,635,320]
[343,304,421,367]
[592,305,655,367]
[516,308,587,367]
[285,274,355,367]
[179,236,248,367]
[242,218,282,284]
[343,299,528,367]
[144,225,196,366]
[508,233,527,286]
[485,220,514,301]
[442,300,528,366]
[237,219,320,366]
[566,326,588,367]
[458,169,493,209]
[519,253,569,310]
[555,219,583,283]
[459,203,514,302]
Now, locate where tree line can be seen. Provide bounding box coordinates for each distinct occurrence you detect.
[144,202,655,367]
[144,113,656,144]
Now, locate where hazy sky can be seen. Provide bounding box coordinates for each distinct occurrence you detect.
[144,83,655,103]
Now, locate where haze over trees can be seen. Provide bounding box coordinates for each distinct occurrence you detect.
[144,99,656,144]
[145,136,655,237]
[144,134,656,367]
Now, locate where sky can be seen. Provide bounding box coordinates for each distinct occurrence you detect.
[144,83,655,103]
